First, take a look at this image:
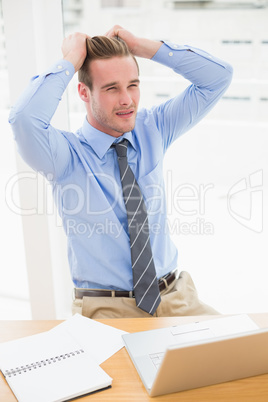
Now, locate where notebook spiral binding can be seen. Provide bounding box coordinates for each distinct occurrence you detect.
[4,349,85,378]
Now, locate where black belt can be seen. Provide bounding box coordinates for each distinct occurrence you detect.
[74,271,177,299]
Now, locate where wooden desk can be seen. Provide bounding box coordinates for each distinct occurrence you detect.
[1,314,268,401]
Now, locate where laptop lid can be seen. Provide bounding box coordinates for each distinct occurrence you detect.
[150,328,268,397]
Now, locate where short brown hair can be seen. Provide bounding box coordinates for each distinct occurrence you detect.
[78,36,139,90]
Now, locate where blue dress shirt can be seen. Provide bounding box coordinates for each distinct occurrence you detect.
[9,42,233,290]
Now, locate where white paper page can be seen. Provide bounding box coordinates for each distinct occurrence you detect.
[5,351,111,402]
[0,329,112,402]
[51,314,128,365]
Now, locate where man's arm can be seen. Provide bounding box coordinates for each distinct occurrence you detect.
[150,41,233,151]
[106,26,233,152]
[9,33,88,178]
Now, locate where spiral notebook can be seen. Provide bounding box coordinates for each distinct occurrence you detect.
[0,318,114,402]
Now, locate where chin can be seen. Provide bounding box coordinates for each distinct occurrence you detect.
[124,122,136,133]
[113,118,136,135]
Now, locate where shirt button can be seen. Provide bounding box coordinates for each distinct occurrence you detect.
[169,52,173,57]
[57,65,63,69]
[65,70,70,76]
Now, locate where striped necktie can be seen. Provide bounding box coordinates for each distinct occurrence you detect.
[113,139,161,315]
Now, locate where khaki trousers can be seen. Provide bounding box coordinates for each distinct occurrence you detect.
[72,271,219,319]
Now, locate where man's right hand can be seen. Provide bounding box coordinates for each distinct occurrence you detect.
[62,32,90,72]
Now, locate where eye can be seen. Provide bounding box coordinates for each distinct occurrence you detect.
[128,84,139,89]
[107,86,116,91]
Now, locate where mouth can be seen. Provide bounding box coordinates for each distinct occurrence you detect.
[115,110,134,118]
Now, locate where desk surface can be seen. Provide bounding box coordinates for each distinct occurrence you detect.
[1,314,268,401]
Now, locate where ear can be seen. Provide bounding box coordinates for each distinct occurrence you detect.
[78,82,90,102]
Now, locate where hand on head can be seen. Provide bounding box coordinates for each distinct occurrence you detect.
[105,25,161,59]
[62,32,90,72]
[104,25,139,55]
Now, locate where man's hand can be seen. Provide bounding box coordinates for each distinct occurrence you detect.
[105,25,161,59]
[62,32,90,72]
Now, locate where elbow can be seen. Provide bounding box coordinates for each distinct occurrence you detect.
[209,64,233,101]
[8,104,30,133]
[8,106,17,126]
[221,63,234,92]
[9,108,31,142]
[9,104,47,143]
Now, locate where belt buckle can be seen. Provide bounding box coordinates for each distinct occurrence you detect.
[159,272,170,290]
[160,270,176,290]
[161,276,169,290]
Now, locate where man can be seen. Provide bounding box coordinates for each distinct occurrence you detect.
[9,26,233,318]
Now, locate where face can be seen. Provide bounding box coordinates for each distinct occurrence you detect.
[79,56,140,138]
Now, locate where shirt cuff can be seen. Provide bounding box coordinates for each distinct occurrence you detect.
[42,59,75,85]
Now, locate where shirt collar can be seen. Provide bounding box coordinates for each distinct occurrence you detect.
[81,117,137,159]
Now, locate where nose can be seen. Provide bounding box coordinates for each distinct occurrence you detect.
[119,89,132,106]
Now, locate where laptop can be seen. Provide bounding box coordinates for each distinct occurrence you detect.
[122,314,268,397]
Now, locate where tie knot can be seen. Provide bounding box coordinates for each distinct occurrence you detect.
[114,139,128,158]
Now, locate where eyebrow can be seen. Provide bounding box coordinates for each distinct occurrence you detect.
[101,79,140,90]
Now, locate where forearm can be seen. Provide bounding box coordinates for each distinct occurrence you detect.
[150,42,233,151]
[152,42,233,95]
[10,60,74,125]
[132,37,162,59]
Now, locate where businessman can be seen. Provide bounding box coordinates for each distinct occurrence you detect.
[9,25,233,318]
